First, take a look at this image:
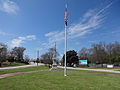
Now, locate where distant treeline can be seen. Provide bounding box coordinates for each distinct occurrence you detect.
[38,41,120,66]
[78,42,120,64]
[0,43,30,67]
[1,41,120,67]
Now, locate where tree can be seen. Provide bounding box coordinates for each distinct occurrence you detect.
[78,42,120,64]
[11,47,26,62]
[78,48,89,59]
[7,51,15,64]
[40,47,59,65]
[106,42,120,64]
[91,42,107,64]
[40,52,52,64]
[23,55,30,64]
[62,50,79,67]
[0,43,7,67]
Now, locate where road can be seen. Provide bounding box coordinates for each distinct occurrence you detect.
[0,63,44,70]
[58,66,120,74]
[1,64,120,74]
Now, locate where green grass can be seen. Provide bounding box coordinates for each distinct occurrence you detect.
[0,70,120,90]
[2,62,26,67]
[0,65,48,75]
[1,62,26,67]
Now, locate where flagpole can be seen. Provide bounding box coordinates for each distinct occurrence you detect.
[64,23,67,76]
[64,3,68,76]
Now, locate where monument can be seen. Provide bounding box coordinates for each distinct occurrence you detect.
[51,42,58,70]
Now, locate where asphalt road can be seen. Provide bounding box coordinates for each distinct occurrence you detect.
[58,66,120,73]
[0,63,44,70]
[1,64,120,74]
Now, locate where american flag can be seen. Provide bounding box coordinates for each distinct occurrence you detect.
[64,4,68,26]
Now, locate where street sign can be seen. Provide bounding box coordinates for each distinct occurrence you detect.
[79,60,88,65]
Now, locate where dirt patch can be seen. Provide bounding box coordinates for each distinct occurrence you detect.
[50,68,63,71]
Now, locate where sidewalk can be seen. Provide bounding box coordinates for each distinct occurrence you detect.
[58,66,120,74]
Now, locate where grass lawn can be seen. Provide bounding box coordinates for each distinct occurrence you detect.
[2,62,26,67]
[1,62,26,67]
[0,70,120,90]
[0,66,48,75]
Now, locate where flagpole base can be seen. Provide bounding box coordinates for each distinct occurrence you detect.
[64,74,67,77]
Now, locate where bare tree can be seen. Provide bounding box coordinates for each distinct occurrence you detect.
[78,48,89,59]
[79,42,120,64]
[0,43,7,66]
[40,47,59,65]
[11,47,26,62]
[91,42,107,64]
[23,55,30,64]
[106,42,120,64]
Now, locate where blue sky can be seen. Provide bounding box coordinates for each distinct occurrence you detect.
[0,0,120,58]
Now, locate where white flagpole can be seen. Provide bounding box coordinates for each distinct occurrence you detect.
[64,4,67,76]
[64,23,67,76]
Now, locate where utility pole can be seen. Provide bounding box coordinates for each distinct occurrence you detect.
[54,42,56,64]
[37,50,39,66]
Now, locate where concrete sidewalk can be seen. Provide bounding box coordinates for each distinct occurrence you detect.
[58,66,120,74]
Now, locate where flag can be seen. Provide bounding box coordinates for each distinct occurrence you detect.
[64,4,68,26]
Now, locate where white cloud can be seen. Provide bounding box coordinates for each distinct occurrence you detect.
[0,31,11,36]
[10,35,36,48]
[44,10,101,47]
[45,31,59,37]
[88,40,96,43]
[43,2,113,49]
[96,1,114,16]
[0,0,19,14]
[111,28,120,34]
